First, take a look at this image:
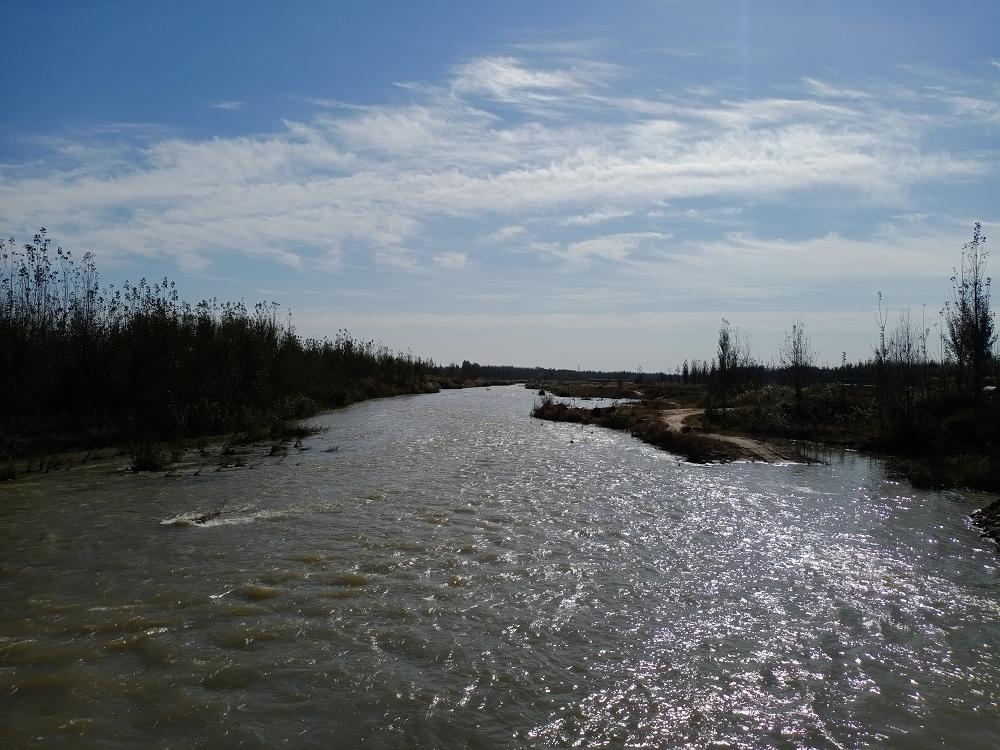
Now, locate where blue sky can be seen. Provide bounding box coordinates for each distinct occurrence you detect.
[2,1,998,370]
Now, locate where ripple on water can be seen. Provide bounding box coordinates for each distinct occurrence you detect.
[236,584,284,601]
[0,385,998,748]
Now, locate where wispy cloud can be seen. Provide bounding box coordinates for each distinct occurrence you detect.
[939,94,1000,124]
[646,205,742,223]
[486,225,527,242]
[0,50,992,282]
[290,96,373,111]
[374,247,419,271]
[451,55,619,107]
[560,208,633,226]
[532,231,670,266]
[210,100,244,110]
[801,77,873,100]
[507,39,606,55]
[434,251,467,269]
[622,217,976,307]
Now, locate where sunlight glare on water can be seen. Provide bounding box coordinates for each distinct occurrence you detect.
[1,386,998,748]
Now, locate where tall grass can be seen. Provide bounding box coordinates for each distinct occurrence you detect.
[0,230,433,457]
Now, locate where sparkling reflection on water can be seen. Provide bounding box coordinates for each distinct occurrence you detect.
[1,385,998,748]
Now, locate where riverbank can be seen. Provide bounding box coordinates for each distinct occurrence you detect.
[529,380,998,485]
[660,406,791,462]
[1,378,515,482]
[531,380,1000,549]
[972,498,1000,547]
[530,397,804,464]
[698,385,999,494]
[1,235,528,482]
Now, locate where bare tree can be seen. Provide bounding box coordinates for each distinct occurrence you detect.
[873,292,890,432]
[779,317,814,418]
[919,305,930,400]
[713,318,754,414]
[943,222,995,402]
[715,319,736,411]
[890,308,918,422]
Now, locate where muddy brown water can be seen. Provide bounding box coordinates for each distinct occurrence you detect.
[1,385,998,748]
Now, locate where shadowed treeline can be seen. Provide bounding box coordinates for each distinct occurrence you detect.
[1,230,435,465]
[695,224,998,490]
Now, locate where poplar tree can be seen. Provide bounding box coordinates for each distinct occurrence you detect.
[944,223,995,403]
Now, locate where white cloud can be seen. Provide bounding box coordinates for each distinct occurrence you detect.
[801,77,873,100]
[507,39,606,55]
[296,308,872,332]
[560,208,633,226]
[0,52,991,279]
[624,219,973,303]
[450,56,616,105]
[291,96,372,111]
[530,231,670,266]
[486,225,527,242]
[374,247,419,271]
[434,251,467,269]
[940,94,1000,124]
[647,205,741,222]
[565,232,667,263]
[210,100,244,110]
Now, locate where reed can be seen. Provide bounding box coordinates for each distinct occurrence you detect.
[0,230,434,459]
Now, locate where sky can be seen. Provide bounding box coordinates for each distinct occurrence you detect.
[2,1,999,371]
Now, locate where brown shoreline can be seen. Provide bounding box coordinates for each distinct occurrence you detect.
[531,398,808,464]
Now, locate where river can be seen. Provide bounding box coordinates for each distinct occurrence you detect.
[1,385,998,748]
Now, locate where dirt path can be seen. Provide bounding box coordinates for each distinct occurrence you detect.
[660,407,790,463]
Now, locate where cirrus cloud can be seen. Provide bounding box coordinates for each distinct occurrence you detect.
[0,52,992,288]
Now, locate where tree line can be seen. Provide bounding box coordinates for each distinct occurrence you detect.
[697,223,996,464]
[1,230,436,460]
[2,223,994,479]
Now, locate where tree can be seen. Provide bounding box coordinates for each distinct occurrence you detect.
[779,317,814,419]
[943,222,995,402]
[714,318,750,412]
[873,292,890,432]
[889,308,919,423]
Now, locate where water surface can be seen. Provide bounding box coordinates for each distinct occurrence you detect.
[1,385,998,747]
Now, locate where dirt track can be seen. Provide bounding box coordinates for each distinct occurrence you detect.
[660,408,789,463]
